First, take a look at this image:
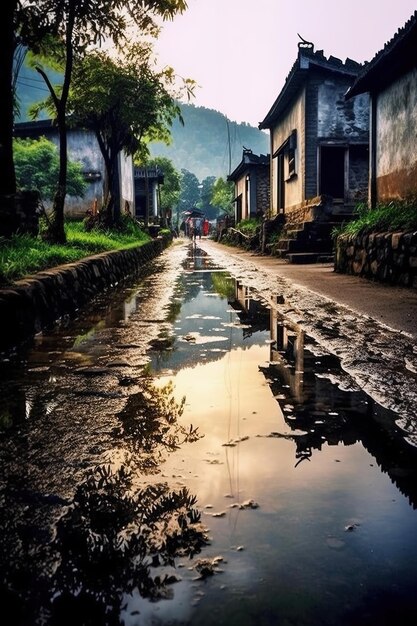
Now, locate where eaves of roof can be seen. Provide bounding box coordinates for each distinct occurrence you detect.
[259,51,361,130]
[14,119,56,137]
[346,11,417,98]
[227,155,269,181]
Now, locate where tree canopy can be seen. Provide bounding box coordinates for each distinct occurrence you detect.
[60,46,190,223]
[211,177,234,215]
[146,156,181,216]
[2,0,189,240]
[14,136,86,200]
[177,169,201,215]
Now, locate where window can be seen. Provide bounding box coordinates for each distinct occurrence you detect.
[286,130,297,179]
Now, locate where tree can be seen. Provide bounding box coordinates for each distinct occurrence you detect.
[62,47,187,225]
[2,1,189,241]
[14,136,86,201]
[198,175,217,220]
[211,177,234,215]
[146,156,181,227]
[177,169,200,215]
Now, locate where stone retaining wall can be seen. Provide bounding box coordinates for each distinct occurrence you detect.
[0,236,171,351]
[335,230,417,288]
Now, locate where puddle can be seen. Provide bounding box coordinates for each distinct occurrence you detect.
[140,245,417,625]
[1,242,417,625]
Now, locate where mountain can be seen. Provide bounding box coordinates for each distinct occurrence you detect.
[15,66,269,182]
[149,102,269,181]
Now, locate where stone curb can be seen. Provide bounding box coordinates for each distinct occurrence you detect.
[0,236,171,351]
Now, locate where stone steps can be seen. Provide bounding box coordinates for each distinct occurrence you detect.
[272,220,339,262]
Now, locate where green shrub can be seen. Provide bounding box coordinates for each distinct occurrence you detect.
[236,218,261,236]
[337,198,417,237]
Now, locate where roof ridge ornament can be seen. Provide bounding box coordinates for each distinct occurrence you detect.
[297,33,314,51]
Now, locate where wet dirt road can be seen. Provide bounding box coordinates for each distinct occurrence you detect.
[1,240,417,626]
[198,239,417,446]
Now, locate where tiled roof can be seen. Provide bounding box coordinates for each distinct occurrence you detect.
[227,150,269,181]
[259,48,362,130]
[347,11,417,98]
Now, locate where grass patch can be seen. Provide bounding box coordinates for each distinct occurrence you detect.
[235,218,261,236]
[336,199,417,238]
[0,220,151,286]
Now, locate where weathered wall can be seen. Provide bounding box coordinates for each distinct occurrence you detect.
[235,176,247,220]
[0,237,171,351]
[271,88,305,213]
[348,144,369,203]
[305,74,369,201]
[335,230,417,288]
[119,152,135,214]
[317,79,369,140]
[47,129,104,216]
[28,127,135,218]
[375,68,417,200]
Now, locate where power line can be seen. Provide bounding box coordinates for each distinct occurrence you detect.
[16,79,49,93]
[18,74,48,84]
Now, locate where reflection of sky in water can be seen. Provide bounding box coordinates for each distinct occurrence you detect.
[151,271,264,372]
[142,268,417,626]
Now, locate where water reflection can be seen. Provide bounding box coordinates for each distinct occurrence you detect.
[49,466,208,626]
[145,247,417,625]
[116,379,202,473]
[0,250,212,625]
[261,302,417,508]
[2,242,417,626]
[0,373,207,625]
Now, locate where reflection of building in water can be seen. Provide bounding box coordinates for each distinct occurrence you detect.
[270,307,305,402]
[261,304,417,508]
[229,281,270,337]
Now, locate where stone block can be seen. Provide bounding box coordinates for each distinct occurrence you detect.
[391,232,403,249]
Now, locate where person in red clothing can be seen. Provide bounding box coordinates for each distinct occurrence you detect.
[203,218,210,236]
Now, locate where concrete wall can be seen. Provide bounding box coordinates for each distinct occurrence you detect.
[375,68,417,200]
[0,237,171,351]
[47,129,104,215]
[119,152,135,215]
[335,230,417,288]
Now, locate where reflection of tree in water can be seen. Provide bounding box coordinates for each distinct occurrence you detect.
[117,379,202,473]
[49,465,209,625]
[1,379,208,625]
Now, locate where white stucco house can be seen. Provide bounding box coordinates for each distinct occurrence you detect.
[14,119,135,217]
[346,11,417,206]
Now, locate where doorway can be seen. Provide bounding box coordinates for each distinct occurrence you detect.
[319,146,345,200]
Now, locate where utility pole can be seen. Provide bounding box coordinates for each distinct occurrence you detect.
[226,117,232,176]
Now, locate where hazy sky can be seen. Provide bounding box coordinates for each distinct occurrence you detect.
[154,0,417,126]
